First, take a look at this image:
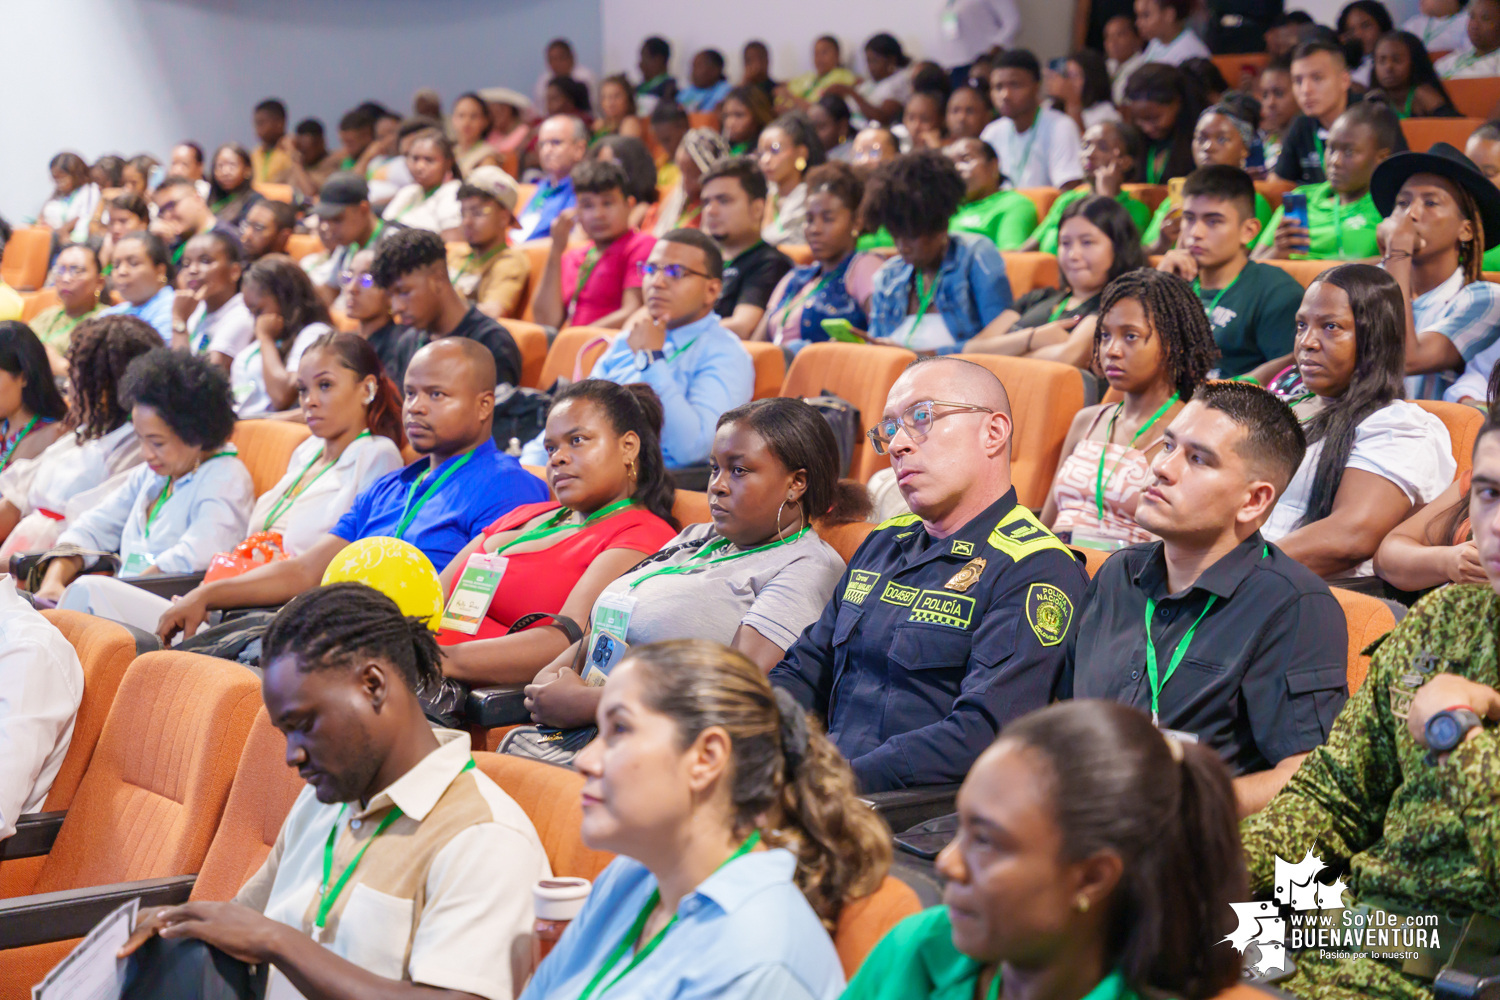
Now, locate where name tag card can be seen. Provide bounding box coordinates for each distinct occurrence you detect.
[440,553,509,634]
[591,592,638,643]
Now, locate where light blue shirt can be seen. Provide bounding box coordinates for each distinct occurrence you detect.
[101,285,175,344]
[56,448,254,575]
[521,849,844,1000]
[677,80,732,112]
[515,176,577,243]
[522,312,753,468]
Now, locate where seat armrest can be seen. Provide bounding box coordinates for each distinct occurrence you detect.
[0,875,196,949]
[669,465,711,492]
[859,784,962,834]
[1436,963,1500,1000]
[125,572,206,599]
[0,811,65,861]
[466,685,530,728]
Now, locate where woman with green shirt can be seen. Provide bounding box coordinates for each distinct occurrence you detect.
[1143,98,1273,252]
[946,138,1037,250]
[29,243,105,374]
[842,700,1246,1000]
[1024,122,1150,253]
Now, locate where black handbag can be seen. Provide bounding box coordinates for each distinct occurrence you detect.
[803,391,861,478]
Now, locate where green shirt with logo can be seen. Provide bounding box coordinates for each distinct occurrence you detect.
[949,189,1037,251]
[1194,260,1305,377]
[1252,182,1382,260]
[1032,186,1152,254]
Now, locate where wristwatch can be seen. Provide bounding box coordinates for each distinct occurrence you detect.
[171,319,189,335]
[1425,706,1482,756]
[632,349,666,371]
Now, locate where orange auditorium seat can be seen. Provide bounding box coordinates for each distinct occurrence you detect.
[1442,77,1500,118]
[782,244,815,266]
[231,419,313,497]
[1259,258,1334,288]
[1331,587,1396,694]
[252,182,294,204]
[19,289,59,323]
[687,111,722,131]
[1016,187,1061,221]
[1211,53,1270,88]
[816,520,876,563]
[960,356,1087,509]
[473,753,614,879]
[283,233,323,262]
[1400,117,1487,153]
[834,877,922,978]
[1071,545,1112,578]
[673,489,713,525]
[538,327,618,388]
[1,229,51,292]
[506,319,550,388]
[514,183,538,216]
[1121,183,1168,213]
[744,341,786,399]
[1416,399,1485,480]
[520,241,550,322]
[1253,179,1288,211]
[780,342,917,482]
[1001,252,1060,299]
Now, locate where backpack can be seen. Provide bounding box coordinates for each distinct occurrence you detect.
[803,391,861,478]
[491,384,551,454]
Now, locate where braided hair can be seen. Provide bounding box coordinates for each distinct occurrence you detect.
[1094,270,1219,401]
[261,582,442,692]
[65,315,162,442]
[1453,183,1486,285]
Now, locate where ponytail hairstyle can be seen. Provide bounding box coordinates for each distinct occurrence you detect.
[630,640,891,930]
[717,398,873,525]
[261,582,442,693]
[242,255,334,358]
[1000,701,1245,999]
[1297,264,1405,527]
[65,314,162,441]
[548,379,677,528]
[303,331,405,450]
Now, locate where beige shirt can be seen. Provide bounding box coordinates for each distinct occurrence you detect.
[447,243,531,318]
[236,730,551,999]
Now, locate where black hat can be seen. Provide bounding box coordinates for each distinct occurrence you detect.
[1370,143,1500,251]
[311,172,369,218]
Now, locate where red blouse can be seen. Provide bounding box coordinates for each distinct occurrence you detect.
[437,501,677,644]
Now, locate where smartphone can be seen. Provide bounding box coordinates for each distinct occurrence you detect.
[1281,192,1310,230]
[1167,176,1186,209]
[1246,139,1266,170]
[821,318,865,344]
[583,633,627,685]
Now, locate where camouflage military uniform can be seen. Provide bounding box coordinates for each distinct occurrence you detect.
[1241,584,1500,1000]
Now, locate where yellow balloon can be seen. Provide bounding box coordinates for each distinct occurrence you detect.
[320,537,444,631]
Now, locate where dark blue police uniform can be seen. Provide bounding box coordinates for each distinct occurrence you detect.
[770,489,1088,791]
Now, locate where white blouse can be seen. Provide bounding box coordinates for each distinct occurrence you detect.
[0,422,141,523]
[1263,401,1457,578]
[247,432,405,555]
[382,180,462,234]
[230,322,332,417]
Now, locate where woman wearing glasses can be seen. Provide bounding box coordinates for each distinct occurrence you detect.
[757,114,827,247]
[29,243,107,373]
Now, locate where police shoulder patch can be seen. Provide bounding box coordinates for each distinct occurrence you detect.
[988,506,1072,562]
[877,513,923,531]
[1026,582,1073,646]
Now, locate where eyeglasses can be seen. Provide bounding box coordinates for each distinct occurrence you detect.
[341,271,376,289]
[867,400,995,455]
[54,265,91,279]
[637,261,713,281]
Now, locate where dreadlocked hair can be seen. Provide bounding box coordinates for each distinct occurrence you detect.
[1455,183,1485,285]
[1094,269,1219,401]
[261,582,442,693]
[64,314,161,442]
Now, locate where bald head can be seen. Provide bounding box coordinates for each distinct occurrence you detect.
[402,337,496,460]
[894,357,1011,420]
[416,335,496,392]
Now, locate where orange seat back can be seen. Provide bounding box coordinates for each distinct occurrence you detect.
[1416,399,1484,481]
[1001,251,1060,299]
[283,233,324,262]
[252,183,294,204]
[231,419,314,497]
[24,651,261,897]
[959,356,1086,509]
[744,341,786,399]
[472,753,614,879]
[673,488,712,525]
[1259,258,1334,288]
[1400,117,1487,153]
[1330,587,1396,694]
[833,876,922,978]
[1121,183,1168,212]
[782,244,814,266]
[538,327,617,388]
[815,520,875,564]
[328,306,359,333]
[1441,77,1500,118]
[20,288,60,323]
[520,241,550,322]
[780,342,917,482]
[506,319,550,388]
[1015,187,1060,221]
[1,228,51,292]
[1211,53,1270,89]
[190,707,304,901]
[687,111,722,131]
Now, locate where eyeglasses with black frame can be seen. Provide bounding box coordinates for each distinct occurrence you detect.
[636,261,714,281]
[867,400,996,455]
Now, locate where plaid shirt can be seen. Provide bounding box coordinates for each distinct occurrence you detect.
[1406,268,1500,400]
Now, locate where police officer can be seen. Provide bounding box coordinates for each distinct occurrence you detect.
[1241,413,1500,1000]
[770,357,1088,792]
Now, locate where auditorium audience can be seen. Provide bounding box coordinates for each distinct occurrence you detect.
[1405,0,1472,52]
[250,99,291,184]
[1258,59,1297,168]
[0,316,157,560]
[1122,63,1203,185]
[343,247,409,377]
[755,163,880,349]
[591,134,663,231]
[382,129,463,240]
[700,158,794,337]
[1024,121,1149,253]
[1105,14,1148,104]
[636,36,679,114]
[284,118,340,199]
[654,128,731,236]
[782,35,859,109]
[901,89,949,152]
[809,94,855,162]
[126,583,550,999]
[1340,1,1393,87]
[595,74,646,143]
[448,165,529,320]
[99,231,176,342]
[679,49,733,112]
[1138,0,1212,64]
[525,398,863,728]
[39,152,99,245]
[120,154,156,199]
[1276,39,1356,186]
[981,50,1084,189]
[845,701,1244,1000]
[1436,0,1500,78]
[151,177,238,274]
[515,115,588,242]
[170,230,252,372]
[238,198,296,266]
[721,86,776,156]
[865,151,1013,352]
[0,323,67,477]
[29,243,106,371]
[1264,264,1457,581]
[522,640,885,1000]
[482,87,533,156]
[1143,97,1273,253]
[157,338,549,642]
[742,39,777,99]
[772,357,1088,791]
[450,92,502,175]
[34,349,252,606]
[205,143,263,228]
[945,137,1037,250]
[1036,269,1208,546]
[534,160,656,331]
[1047,49,1122,133]
[99,192,150,273]
[536,38,600,114]
[1366,30,1462,116]
[824,33,915,128]
[758,113,825,246]
[232,256,336,415]
[545,76,594,121]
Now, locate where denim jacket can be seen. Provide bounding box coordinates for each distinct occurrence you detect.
[867,232,1013,352]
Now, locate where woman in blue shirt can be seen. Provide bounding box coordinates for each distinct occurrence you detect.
[844,701,1246,1000]
[864,150,1013,353]
[100,231,175,342]
[522,639,892,1000]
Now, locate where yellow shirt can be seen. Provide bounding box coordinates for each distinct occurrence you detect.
[657,161,681,192]
[252,145,292,185]
[0,283,23,322]
[446,244,531,318]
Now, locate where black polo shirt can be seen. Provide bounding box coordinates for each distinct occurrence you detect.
[716,241,794,318]
[365,322,412,385]
[1060,532,1349,775]
[391,306,521,389]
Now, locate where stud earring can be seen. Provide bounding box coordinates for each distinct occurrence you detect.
[1075,894,1090,913]
[794,156,807,172]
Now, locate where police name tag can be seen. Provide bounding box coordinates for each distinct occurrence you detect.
[440,553,509,634]
[121,551,153,576]
[592,591,638,643]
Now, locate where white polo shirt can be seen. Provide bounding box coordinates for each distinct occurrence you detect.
[980,107,1085,189]
[1142,28,1212,66]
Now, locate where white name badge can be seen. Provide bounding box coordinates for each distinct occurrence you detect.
[121,551,153,577]
[591,592,638,643]
[440,553,509,634]
[1158,727,1200,745]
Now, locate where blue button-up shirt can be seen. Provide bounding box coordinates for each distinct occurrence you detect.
[101,285,175,343]
[521,850,844,1000]
[332,439,549,573]
[677,80,733,112]
[515,176,578,243]
[524,313,754,468]
[867,232,1013,352]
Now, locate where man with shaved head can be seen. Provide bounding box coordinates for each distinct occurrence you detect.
[156,337,548,643]
[771,356,1087,791]
[515,114,588,242]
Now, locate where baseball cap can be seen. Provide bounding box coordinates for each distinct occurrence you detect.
[459,165,520,213]
[312,172,369,217]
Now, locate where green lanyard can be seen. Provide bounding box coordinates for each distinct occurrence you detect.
[171,239,188,265]
[1143,595,1217,725]
[629,527,810,590]
[1313,132,1325,173]
[1191,271,1240,325]
[396,449,479,539]
[571,246,604,318]
[1332,194,1344,259]
[145,450,235,534]
[775,268,837,332]
[462,244,505,275]
[262,432,370,532]
[396,186,442,221]
[1012,123,1040,182]
[662,335,701,363]
[575,831,762,1000]
[1402,89,1415,120]
[492,498,636,555]
[209,195,232,215]
[0,415,41,471]
[315,758,475,932]
[1146,145,1165,185]
[260,147,276,177]
[1094,394,1179,519]
[1047,295,1071,323]
[904,270,940,346]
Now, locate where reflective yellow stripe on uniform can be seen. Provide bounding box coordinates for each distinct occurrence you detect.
[987,506,1073,561]
[876,513,923,531]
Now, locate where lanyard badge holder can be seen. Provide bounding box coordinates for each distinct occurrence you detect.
[441,553,510,633]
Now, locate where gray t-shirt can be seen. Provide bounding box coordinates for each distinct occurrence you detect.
[595,521,845,650]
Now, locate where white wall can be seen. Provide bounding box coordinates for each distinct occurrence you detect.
[2,0,602,223]
[601,0,1072,91]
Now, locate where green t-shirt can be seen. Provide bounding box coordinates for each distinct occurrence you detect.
[1252,182,1382,260]
[843,906,1139,1000]
[857,226,895,252]
[949,190,1038,251]
[1142,191,1274,248]
[1483,242,1500,272]
[1033,187,1151,255]
[1194,259,1305,377]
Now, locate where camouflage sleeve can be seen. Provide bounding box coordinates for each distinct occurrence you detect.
[1441,726,1500,895]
